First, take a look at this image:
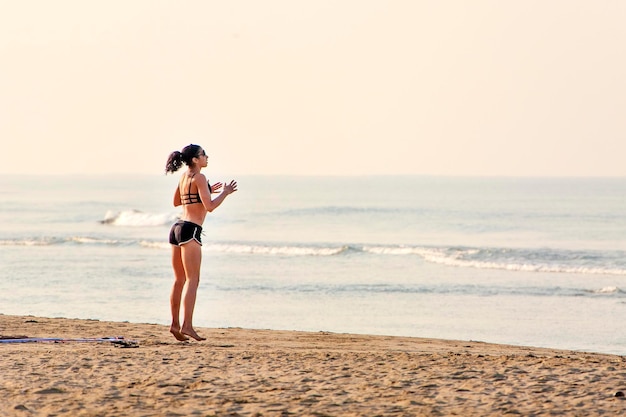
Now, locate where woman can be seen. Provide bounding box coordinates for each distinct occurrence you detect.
[165,144,237,341]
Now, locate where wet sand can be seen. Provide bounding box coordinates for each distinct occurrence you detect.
[1,314,625,416]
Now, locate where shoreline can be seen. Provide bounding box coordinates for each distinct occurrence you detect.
[2,314,625,416]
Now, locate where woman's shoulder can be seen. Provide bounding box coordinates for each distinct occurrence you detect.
[191,172,207,182]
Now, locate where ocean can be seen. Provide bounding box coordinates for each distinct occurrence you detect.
[1,175,625,354]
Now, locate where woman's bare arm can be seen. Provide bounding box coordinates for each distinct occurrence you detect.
[196,174,237,212]
[173,186,182,207]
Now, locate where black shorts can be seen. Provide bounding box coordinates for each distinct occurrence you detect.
[169,221,203,246]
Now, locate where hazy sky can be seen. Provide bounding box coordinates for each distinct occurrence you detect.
[2,1,625,176]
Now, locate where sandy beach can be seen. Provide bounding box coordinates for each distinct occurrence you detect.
[1,314,625,416]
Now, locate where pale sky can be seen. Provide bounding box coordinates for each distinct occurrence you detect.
[1,0,625,176]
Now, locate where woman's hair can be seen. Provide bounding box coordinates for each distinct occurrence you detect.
[165,144,202,174]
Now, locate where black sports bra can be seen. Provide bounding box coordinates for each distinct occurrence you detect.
[180,173,209,205]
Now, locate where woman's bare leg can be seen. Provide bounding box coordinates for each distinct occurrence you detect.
[180,240,206,341]
[169,246,189,341]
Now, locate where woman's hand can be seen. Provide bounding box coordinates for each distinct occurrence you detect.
[224,180,238,195]
[210,182,223,194]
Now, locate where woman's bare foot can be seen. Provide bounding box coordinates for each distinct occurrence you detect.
[170,326,189,341]
[181,327,206,341]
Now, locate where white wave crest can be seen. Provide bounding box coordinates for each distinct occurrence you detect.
[592,286,622,294]
[0,239,53,246]
[418,249,626,275]
[363,246,421,255]
[363,245,626,276]
[0,236,123,246]
[102,210,178,227]
[70,237,121,245]
[207,243,347,256]
[139,240,171,250]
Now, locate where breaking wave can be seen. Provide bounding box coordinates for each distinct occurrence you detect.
[101,210,178,227]
[362,245,626,276]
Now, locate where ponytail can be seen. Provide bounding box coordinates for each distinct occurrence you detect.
[165,151,184,174]
[164,144,202,174]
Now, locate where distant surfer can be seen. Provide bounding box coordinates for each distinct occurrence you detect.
[165,144,237,341]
